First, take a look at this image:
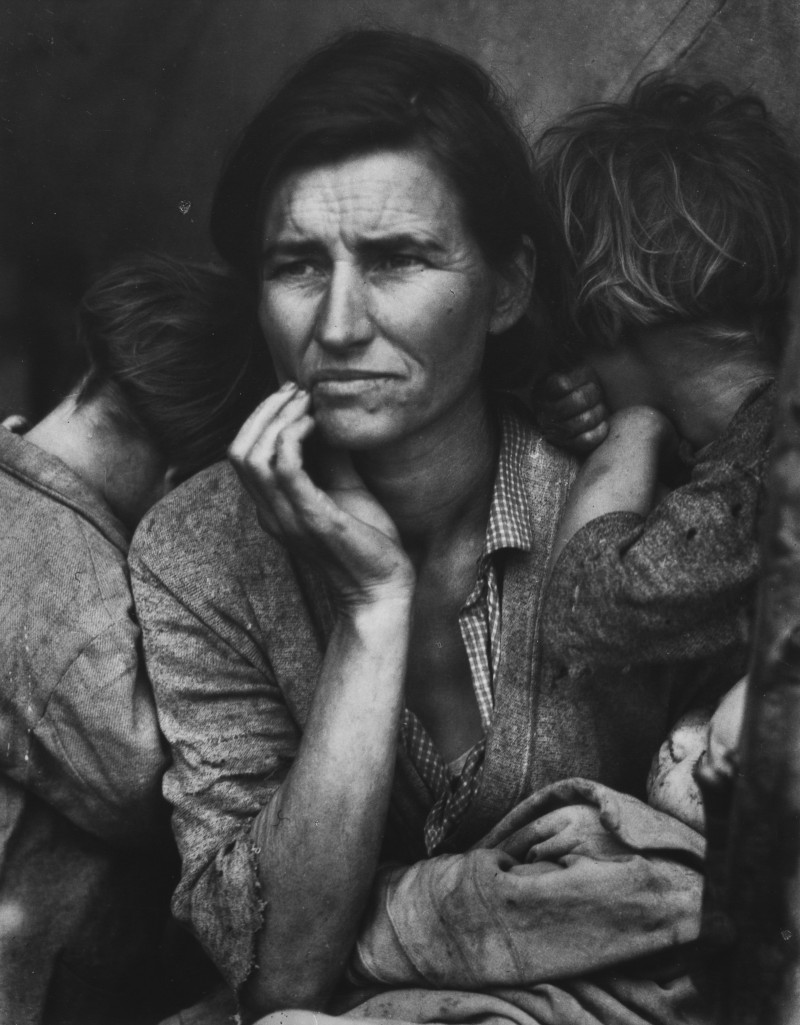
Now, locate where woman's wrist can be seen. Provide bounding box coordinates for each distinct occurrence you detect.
[332,553,416,614]
[340,583,415,632]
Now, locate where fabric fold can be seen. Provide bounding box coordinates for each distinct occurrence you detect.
[350,779,705,1004]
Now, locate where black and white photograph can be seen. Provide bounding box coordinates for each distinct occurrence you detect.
[2,3,800,1024]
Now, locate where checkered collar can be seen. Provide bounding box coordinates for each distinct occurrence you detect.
[483,404,536,558]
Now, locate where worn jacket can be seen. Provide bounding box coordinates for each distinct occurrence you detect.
[129,412,733,1007]
[0,427,171,1025]
[543,382,774,671]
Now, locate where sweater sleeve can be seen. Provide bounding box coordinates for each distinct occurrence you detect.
[0,526,168,848]
[24,624,168,846]
[129,508,303,993]
[542,388,773,670]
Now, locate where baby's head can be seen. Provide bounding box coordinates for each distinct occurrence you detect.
[536,76,800,366]
[647,707,711,832]
[647,678,748,833]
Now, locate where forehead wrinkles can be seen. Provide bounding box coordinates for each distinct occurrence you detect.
[264,156,459,246]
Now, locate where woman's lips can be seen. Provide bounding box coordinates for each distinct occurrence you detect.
[310,372,398,397]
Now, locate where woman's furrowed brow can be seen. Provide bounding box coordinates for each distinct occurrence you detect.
[358,233,446,256]
[262,233,447,262]
[261,239,325,261]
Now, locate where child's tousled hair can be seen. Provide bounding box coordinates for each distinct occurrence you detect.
[536,75,800,360]
[76,254,273,477]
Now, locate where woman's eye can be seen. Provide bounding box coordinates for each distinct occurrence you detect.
[376,252,426,272]
[270,260,321,280]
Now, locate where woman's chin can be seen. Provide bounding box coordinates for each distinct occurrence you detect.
[313,408,398,451]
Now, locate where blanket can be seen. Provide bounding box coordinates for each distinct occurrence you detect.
[172,779,711,1025]
[335,778,710,1025]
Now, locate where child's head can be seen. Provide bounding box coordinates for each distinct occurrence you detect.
[537,76,800,364]
[647,676,748,833]
[647,707,711,832]
[75,254,273,480]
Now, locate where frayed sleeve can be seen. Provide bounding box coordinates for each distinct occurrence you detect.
[130,547,300,991]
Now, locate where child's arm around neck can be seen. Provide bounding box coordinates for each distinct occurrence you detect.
[545,325,774,578]
[547,404,676,574]
[539,332,774,670]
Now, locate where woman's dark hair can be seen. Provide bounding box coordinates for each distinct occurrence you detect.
[536,75,800,359]
[211,29,564,387]
[76,254,273,476]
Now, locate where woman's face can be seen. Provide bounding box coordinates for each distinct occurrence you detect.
[257,148,518,450]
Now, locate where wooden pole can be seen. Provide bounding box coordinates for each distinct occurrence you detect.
[711,294,800,1023]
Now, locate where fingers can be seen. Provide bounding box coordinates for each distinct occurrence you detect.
[228,384,412,600]
[708,676,748,753]
[543,401,608,437]
[249,404,314,481]
[230,385,368,546]
[263,416,320,528]
[526,804,633,864]
[229,381,304,461]
[544,384,606,426]
[567,422,610,455]
[696,741,738,791]
[693,680,747,802]
[538,400,609,454]
[526,805,600,845]
[229,383,321,538]
[533,365,609,455]
[538,364,603,401]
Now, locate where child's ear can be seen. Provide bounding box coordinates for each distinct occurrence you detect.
[489,237,536,335]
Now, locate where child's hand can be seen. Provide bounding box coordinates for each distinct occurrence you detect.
[533,365,609,454]
[698,676,748,789]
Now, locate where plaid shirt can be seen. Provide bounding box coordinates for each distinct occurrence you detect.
[399,408,536,853]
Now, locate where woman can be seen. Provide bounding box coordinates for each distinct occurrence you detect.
[130,32,720,1025]
[0,254,268,1025]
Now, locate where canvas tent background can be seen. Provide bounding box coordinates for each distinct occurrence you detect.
[2,0,799,420]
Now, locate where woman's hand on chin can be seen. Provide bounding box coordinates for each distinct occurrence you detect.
[229,382,415,609]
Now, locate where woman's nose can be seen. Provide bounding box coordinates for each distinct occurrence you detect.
[315,262,372,349]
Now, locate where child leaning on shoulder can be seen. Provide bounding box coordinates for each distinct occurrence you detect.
[533,76,800,831]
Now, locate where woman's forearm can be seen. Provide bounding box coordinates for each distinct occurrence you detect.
[242,594,412,1016]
